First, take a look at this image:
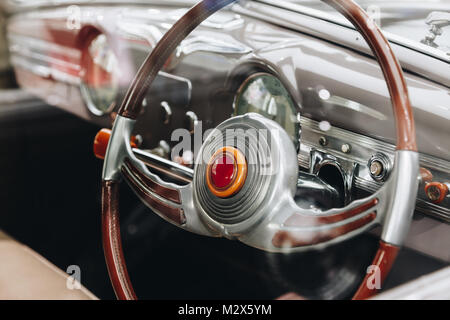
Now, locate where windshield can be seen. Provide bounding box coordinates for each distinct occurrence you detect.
[283,0,450,54]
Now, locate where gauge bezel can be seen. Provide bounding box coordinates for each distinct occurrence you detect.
[80,82,117,117]
[80,33,119,117]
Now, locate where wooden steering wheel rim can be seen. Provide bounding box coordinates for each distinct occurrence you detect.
[101,0,417,300]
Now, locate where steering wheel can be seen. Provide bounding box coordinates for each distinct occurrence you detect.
[98,0,418,300]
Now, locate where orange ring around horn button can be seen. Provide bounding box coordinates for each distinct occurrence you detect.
[206,146,248,198]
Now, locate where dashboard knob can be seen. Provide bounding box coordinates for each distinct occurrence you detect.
[341,143,352,154]
[420,168,433,184]
[368,153,391,182]
[160,101,172,125]
[425,182,449,204]
[93,128,138,160]
[370,161,384,177]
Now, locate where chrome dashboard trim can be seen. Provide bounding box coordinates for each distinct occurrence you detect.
[300,117,450,175]
[299,117,450,223]
[8,34,81,85]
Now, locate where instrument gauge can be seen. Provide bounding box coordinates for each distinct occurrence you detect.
[233,73,300,148]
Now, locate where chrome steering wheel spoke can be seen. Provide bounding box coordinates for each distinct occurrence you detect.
[239,188,383,252]
[239,149,419,252]
[103,115,218,237]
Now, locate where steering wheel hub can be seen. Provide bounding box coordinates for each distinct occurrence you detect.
[194,113,298,231]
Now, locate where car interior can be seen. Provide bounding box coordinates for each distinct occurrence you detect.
[0,0,448,301]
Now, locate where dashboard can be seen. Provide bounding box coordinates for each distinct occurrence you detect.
[6,4,450,261]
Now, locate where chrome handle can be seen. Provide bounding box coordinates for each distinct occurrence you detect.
[421,11,450,49]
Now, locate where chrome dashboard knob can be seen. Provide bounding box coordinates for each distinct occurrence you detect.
[425,182,449,204]
[368,153,392,182]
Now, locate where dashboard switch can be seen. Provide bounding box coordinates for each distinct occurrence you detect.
[341,144,351,154]
[425,182,449,204]
[420,168,433,184]
[368,153,391,182]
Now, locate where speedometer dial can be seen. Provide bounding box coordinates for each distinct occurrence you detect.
[233,73,300,148]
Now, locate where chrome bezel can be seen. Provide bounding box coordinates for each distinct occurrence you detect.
[232,72,301,151]
[80,82,117,117]
[368,153,392,182]
[80,33,119,117]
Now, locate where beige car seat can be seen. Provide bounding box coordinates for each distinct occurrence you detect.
[0,231,97,300]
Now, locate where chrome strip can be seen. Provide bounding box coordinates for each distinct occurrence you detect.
[8,34,82,85]
[416,200,450,223]
[133,148,194,181]
[300,117,450,174]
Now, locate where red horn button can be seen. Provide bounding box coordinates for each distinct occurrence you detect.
[211,153,236,189]
[206,147,247,198]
